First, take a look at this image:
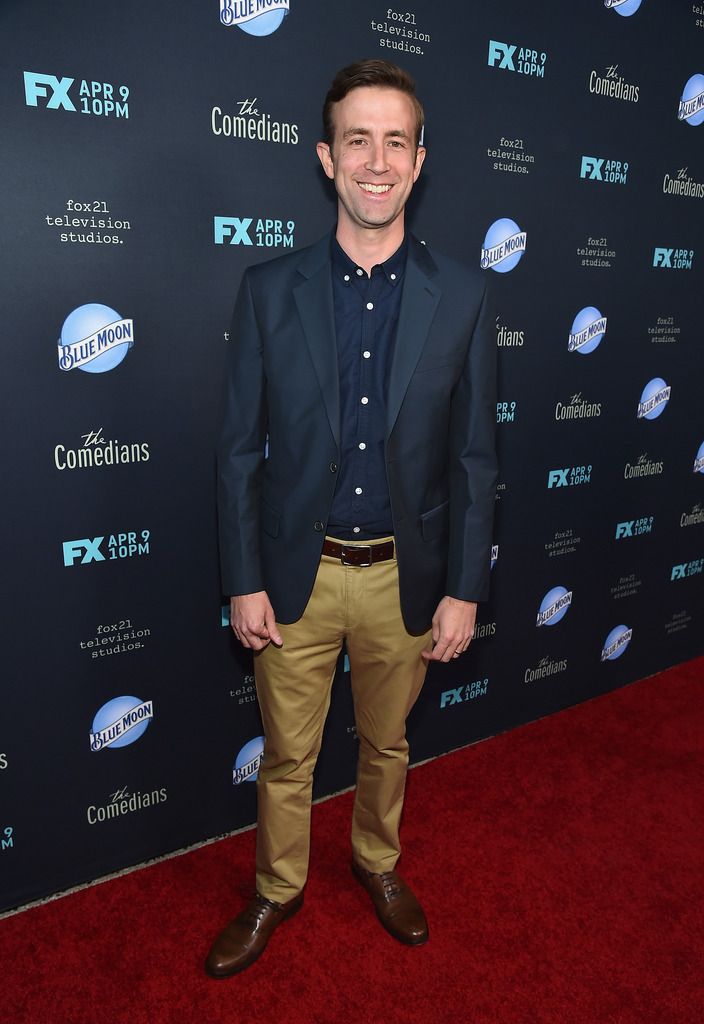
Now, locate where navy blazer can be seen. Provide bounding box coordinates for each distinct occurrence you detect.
[217,232,498,634]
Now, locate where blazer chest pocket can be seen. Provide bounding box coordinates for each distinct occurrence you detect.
[412,357,463,376]
[420,499,449,541]
[261,498,281,538]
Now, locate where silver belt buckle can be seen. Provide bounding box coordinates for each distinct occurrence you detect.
[341,544,373,567]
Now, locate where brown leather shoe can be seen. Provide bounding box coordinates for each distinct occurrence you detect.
[205,891,303,978]
[352,861,428,945]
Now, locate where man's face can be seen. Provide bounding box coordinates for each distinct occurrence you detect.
[316,86,425,234]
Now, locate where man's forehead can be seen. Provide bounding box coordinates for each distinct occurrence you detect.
[332,85,416,123]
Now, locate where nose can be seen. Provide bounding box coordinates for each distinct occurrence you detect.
[364,141,389,175]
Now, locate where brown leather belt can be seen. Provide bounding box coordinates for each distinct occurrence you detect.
[322,538,394,567]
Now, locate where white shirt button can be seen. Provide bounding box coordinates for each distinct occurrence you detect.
[353,527,361,534]
[363,350,371,359]
[361,396,368,405]
[359,442,366,450]
[356,268,364,277]
[390,273,397,281]
[355,487,363,495]
[366,302,374,311]
[343,274,350,282]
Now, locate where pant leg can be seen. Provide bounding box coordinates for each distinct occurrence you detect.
[254,555,345,902]
[344,547,432,873]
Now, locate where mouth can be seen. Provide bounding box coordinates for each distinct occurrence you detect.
[357,182,393,194]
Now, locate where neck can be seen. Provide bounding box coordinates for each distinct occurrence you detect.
[335,217,405,275]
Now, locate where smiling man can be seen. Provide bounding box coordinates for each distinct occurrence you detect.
[208,59,497,978]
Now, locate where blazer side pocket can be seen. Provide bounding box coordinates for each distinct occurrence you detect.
[420,499,449,541]
[260,497,281,538]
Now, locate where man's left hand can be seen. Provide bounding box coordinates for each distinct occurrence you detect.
[421,597,477,663]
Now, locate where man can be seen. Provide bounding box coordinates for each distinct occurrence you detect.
[207,59,497,978]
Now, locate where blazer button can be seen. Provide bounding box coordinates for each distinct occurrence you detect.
[329,462,337,473]
[314,521,324,532]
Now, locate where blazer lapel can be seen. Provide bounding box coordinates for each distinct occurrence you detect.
[386,237,442,438]
[293,236,340,449]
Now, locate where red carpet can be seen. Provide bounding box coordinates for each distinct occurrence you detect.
[3,658,703,1024]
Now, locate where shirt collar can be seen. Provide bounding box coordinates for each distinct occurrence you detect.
[331,235,408,287]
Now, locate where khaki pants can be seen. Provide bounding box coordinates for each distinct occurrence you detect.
[253,537,432,902]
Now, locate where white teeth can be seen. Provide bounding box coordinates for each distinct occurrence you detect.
[358,183,392,193]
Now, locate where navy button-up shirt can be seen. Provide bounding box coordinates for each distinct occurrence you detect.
[327,236,407,541]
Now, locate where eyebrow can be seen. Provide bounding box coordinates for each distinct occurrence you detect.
[342,127,411,140]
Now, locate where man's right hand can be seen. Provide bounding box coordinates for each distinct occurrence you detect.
[230,592,283,651]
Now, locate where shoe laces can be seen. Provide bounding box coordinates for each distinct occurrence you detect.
[243,893,280,926]
[378,871,402,900]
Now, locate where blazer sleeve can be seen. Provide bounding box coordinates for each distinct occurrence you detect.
[445,277,498,603]
[216,269,268,597]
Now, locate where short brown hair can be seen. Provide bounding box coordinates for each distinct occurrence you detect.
[322,59,424,148]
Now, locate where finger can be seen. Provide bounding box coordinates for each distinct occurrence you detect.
[247,634,270,651]
[242,630,269,651]
[421,633,442,660]
[445,633,467,662]
[235,620,267,649]
[242,616,270,639]
[431,637,454,662]
[264,607,283,646]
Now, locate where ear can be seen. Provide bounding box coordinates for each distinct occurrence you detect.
[316,141,335,181]
[413,145,426,182]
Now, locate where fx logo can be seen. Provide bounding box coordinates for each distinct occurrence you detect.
[580,156,603,180]
[671,560,703,579]
[548,469,568,488]
[615,521,634,538]
[24,71,75,110]
[487,40,516,70]
[214,216,253,245]
[440,687,463,708]
[653,248,672,268]
[439,679,489,708]
[62,537,104,566]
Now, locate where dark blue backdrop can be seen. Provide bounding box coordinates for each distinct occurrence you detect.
[1,0,702,913]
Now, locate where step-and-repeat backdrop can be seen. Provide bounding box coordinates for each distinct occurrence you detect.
[2,0,703,913]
